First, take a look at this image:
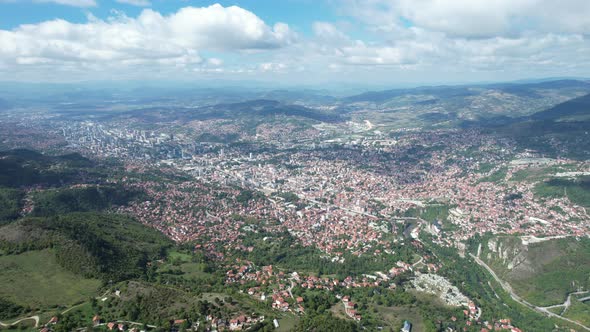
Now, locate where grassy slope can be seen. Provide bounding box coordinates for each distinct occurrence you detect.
[509,164,577,183]
[330,301,426,331]
[534,176,590,209]
[0,249,101,309]
[376,305,426,332]
[484,237,590,307]
[276,314,300,332]
[564,298,590,327]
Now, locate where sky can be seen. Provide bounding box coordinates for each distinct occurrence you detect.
[0,0,589,85]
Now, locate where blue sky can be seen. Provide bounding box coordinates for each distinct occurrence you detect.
[0,1,336,33]
[0,0,589,84]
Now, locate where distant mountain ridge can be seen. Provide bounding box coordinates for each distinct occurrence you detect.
[530,92,590,121]
[196,99,343,122]
[116,99,345,124]
[345,79,590,103]
[344,85,476,103]
[473,91,590,159]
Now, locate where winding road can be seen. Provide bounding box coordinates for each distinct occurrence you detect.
[0,315,39,328]
[412,256,424,267]
[541,291,590,316]
[469,253,590,331]
[0,290,158,330]
[287,277,296,300]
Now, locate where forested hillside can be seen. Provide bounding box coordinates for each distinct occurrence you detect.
[0,149,174,328]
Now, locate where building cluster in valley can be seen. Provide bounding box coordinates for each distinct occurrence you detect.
[101,126,589,258]
[1,111,584,332]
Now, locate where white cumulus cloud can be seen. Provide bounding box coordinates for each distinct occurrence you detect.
[1,0,589,82]
[0,4,295,78]
[305,18,590,78]
[342,0,590,37]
